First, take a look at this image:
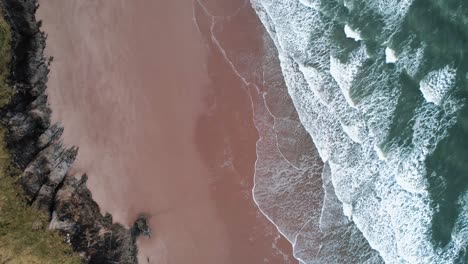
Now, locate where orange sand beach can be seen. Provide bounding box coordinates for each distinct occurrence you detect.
[38,0,297,263]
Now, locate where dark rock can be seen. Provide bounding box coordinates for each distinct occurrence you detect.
[19,142,76,200]
[131,214,151,238]
[31,184,54,211]
[52,174,138,263]
[0,0,143,263]
[37,124,63,149]
[28,93,51,129]
[7,112,35,142]
[49,211,75,234]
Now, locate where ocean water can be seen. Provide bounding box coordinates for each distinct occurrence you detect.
[250,0,468,263]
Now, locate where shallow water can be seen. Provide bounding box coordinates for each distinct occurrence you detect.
[251,0,468,263]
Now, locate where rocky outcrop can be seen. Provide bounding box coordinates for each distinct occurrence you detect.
[131,214,151,239]
[52,174,139,263]
[0,0,147,263]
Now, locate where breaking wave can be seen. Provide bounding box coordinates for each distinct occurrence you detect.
[250,0,468,263]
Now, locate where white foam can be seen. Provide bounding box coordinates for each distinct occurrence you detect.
[374,144,387,160]
[299,63,368,144]
[342,203,353,219]
[344,24,362,41]
[419,65,457,105]
[342,123,364,143]
[385,47,398,63]
[343,0,352,9]
[298,0,319,10]
[329,46,368,108]
[250,0,465,263]
[394,159,429,193]
[396,42,424,78]
[369,0,415,34]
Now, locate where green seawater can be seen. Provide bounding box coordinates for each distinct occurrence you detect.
[399,2,468,261]
[317,0,468,261]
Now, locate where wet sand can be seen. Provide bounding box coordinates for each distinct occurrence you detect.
[38,0,296,263]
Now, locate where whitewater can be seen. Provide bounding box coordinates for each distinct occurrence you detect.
[250,0,468,263]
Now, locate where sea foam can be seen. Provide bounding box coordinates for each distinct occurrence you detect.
[385,47,397,63]
[419,66,457,106]
[344,24,363,41]
[250,0,466,263]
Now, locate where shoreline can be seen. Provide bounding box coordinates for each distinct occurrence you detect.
[0,0,146,263]
[37,0,297,263]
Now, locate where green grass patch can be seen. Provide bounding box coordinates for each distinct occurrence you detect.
[0,12,11,107]
[0,9,81,264]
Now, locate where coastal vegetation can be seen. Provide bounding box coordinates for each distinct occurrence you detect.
[0,9,80,264]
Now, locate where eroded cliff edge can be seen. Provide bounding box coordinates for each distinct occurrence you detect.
[0,0,148,263]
